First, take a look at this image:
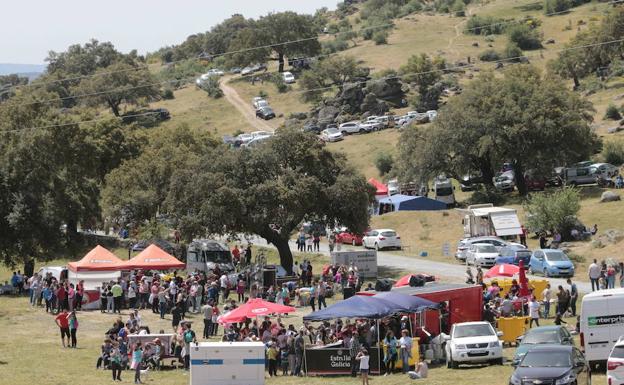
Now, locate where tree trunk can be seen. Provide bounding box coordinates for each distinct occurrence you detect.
[513,161,528,196]
[572,75,580,91]
[273,238,294,275]
[23,259,35,277]
[278,53,285,73]
[476,156,495,187]
[109,101,121,117]
[66,218,79,245]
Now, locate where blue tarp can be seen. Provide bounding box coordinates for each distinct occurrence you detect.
[378,194,447,212]
[373,292,439,312]
[303,295,400,321]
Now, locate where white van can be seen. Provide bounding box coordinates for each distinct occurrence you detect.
[580,288,624,367]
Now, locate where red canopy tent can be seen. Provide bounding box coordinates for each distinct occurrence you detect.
[394,273,436,287]
[367,178,389,197]
[218,298,296,324]
[484,264,520,279]
[123,244,185,270]
[68,245,125,272]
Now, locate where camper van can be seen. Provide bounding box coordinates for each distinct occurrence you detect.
[458,204,522,239]
[433,176,455,207]
[580,288,624,367]
[186,240,234,274]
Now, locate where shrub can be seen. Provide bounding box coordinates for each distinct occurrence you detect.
[466,186,506,206]
[524,187,581,235]
[375,152,394,176]
[321,39,350,54]
[479,49,501,62]
[452,0,466,17]
[373,30,389,45]
[602,141,624,165]
[400,0,424,16]
[604,104,622,120]
[161,88,175,100]
[272,74,289,93]
[258,90,268,99]
[507,24,542,50]
[544,0,572,14]
[199,76,223,98]
[465,15,509,35]
[503,42,523,61]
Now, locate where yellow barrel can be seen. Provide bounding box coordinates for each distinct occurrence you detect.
[497,316,529,344]
[529,279,549,301]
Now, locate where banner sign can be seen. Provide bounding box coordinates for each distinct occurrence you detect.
[588,314,624,327]
[305,347,380,375]
[330,251,378,278]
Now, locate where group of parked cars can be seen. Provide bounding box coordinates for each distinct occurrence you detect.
[456,236,575,277]
[229,130,275,148]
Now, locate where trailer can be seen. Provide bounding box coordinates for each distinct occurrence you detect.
[358,282,482,335]
[190,341,265,385]
[457,203,522,239]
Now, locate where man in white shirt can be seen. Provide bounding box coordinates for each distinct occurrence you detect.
[529,297,540,328]
[399,329,413,374]
[588,259,601,291]
[541,284,552,318]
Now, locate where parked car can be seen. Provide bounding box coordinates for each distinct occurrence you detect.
[362,229,401,250]
[241,135,272,148]
[465,243,500,267]
[252,97,268,109]
[388,179,399,195]
[256,106,276,120]
[512,326,574,366]
[607,336,624,385]
[236,133,254,145]
[524,172,546,191]
[335,230,363,246]
[426,110,438,121]
[564,165,597,186]
[455,236,509,262]
[241,67,254,76]
[206,68,224,77]
[591,162,619,178]
[359,120,381,132]
[320,128,344,142]
[509,345,590,385]
[122,108,170,125]
[282,71,295,84]
[582,289,624,368]
[494,172,515,192]
[303,123,321,134]
[495,246,532,268]
[374,115,394,128]
[338,121,363,134]
[229,67,242,74]
[251,130,274,138]
[529,249,575,277]
[445,321,503,368]
[396,115,415,127]
[459,173,483,191]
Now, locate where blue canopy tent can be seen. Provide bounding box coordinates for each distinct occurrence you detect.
[377,194,447,213]
[373,292,439,312]
[303,295,400,321]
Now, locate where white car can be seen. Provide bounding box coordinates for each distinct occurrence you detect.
[397,115,415,127]
[607,336,624,384]
[591,162,619,178]
[251,130,274,138]
[359,120,381,132]
[426,110,438,121]
[236,133,254,145]
[445,321,503,368]
[465,243,500,267]
[241,135,272,148]
[388,179,399,195]
[363,229,401,251]
[241,67,254,76]
[252,98,268,110]
[320,128,343,142]
[338,121,362,135]
[206,69,224,77]
[282,71,295,84]
[455,236,511,261]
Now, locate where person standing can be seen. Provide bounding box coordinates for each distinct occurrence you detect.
[607,264,617,289]
[356,348,370,385]
[112,282,123,314]
[399,329,413,374]
[236,279,246,303]
[589,259,601,291]
[245,244,252,266]
[349,331,361,377]
[541,284,552,318]
[520,225,528,247]
[158,287,168,319]
[127,281,137,310]
[294,328,305,376]
[328,232,336,253]
[201,302,213,339]
[267,342,278,377]
[567,279,578,316]
[68,311,79,348]
[131,342,143,384]
[556,285,569,316]
[528,296,540,328]
[317,281,327,310]
[75,280,84,311]
[55,309,71,348]
[383,331,398,376]
[313,233,320,252]
[110,343,123,381]
[183,322,197,370]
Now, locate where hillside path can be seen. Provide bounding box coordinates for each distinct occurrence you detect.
[221,76,273,131]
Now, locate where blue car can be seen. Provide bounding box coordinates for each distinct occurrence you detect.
[529,249,575,278]
[495,246,532,269]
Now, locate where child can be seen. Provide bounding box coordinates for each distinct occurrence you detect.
[267,342,278,377]
[356,348,370,385]
[110,342,123,381]
[131,342,143,384]
[68,311,79,348]
[280,347,289,375]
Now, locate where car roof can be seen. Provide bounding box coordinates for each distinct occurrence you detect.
[370,228,395,232]
[526,325,564,333]
[584,287,624,300]
[453,321,491,327]
[524,345,573,353]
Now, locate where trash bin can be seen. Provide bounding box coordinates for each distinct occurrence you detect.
[497,316,528,345]
[530,279,549,301]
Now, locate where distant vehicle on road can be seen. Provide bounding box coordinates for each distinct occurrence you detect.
[362,229,401,250]
[335,230,363,246]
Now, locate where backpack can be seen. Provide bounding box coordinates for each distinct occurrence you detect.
[184,330,195,343]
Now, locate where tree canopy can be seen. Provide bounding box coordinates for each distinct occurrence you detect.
[165,129,374,271]
[396,65,600,195]
[299,56,370,102]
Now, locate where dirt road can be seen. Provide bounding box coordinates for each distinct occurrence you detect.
[221,76,274,131]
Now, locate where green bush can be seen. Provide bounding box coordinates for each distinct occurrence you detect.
[272,74,289,93]
[452,0,466,17]
[258,90,268,99]
[465,15,508,35]
[373,30,389,45]
[479,49,501,62]
[375,152,394,176]
[198,76,224,98]
[466,186,506,206]
[544,0,571,14]
[399,0,424,16]
[604,104,622,120]
[524,187,581,236]
[507,24,542,50]
[602,141,624,165]
[321,39,350,54]
[161,88,175,100]
[503,42,523,61]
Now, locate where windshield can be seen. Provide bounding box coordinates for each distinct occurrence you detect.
[204,250,231,264]
[477,245,497,253]
[520,351,571,368]
[453,324,494,338]
[381,231,397,237]
[522,330,561,344]
[436,187,453,196]
[544,251,567,261]
[611,346,624,359]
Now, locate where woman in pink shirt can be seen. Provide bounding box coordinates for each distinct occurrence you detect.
[67,284,76,311]
[75,281,84,311]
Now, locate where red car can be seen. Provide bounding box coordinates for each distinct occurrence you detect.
[336,231,363,246]
[525,174,546,191]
